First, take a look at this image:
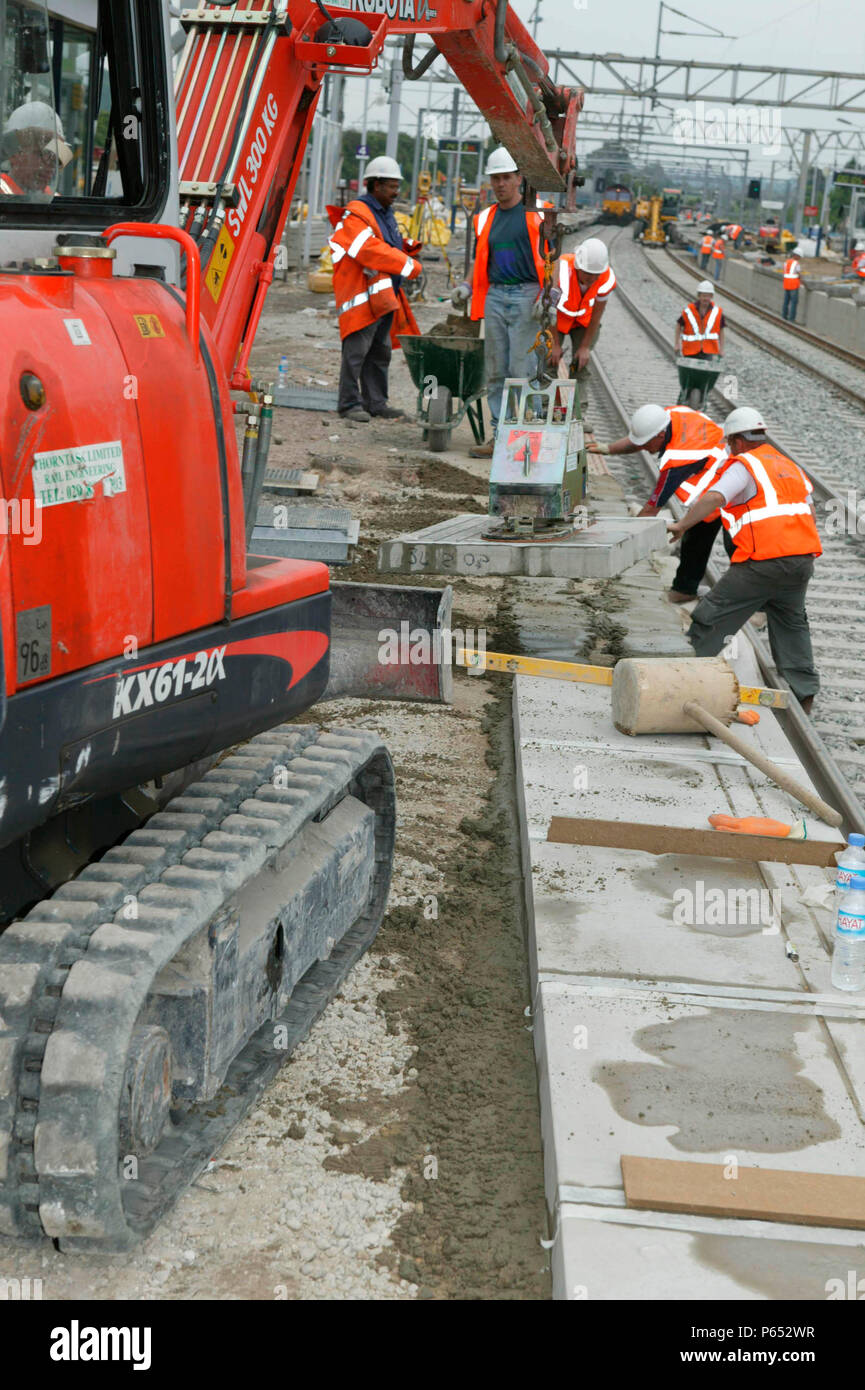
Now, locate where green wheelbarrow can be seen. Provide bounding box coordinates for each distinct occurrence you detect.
[399,333,486,453]
[676,354,721,410]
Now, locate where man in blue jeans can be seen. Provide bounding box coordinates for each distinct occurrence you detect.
[452,146,547,458]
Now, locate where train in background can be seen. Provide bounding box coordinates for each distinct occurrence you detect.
[600,184,634,223]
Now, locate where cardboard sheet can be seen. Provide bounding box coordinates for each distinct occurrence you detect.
[622,1155,865,1229]
[547,816,842,867]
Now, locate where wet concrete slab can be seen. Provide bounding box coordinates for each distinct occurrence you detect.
[553,1208,865,1301]
[510,560,862,1300]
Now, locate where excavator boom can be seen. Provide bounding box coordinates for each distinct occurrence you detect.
[175,0,582,384]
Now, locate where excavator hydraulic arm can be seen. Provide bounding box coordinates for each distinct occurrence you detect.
[174,0,582,386]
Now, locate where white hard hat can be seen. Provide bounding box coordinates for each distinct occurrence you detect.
[723,406,766,437]
[696,280,715,294]
[628,403,671,447]
[3,100,72,167]
[364,155,402,181]
[485,145,519,176]
[574,237,609,275]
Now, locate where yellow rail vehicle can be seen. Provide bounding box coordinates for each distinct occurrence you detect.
[601,184,634,224]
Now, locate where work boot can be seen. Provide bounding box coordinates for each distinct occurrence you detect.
[800,695,814,716]
[370,405,404,419]
[469,439,494,459]
[666,589,698,604]
[339,406,370,423]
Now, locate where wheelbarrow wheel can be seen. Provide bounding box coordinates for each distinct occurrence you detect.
[427,385,453,452]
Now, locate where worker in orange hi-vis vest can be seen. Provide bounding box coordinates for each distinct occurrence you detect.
[725,222,743,246]
[593,402,732,603]
[451,146,548,459]
[668,406,821,712]
[711,234,726,282]
[1,100,72,198]
[330,156,423,423]
[548,237,616,417]
[675,280,725,361]
[699,231,714,269]
[782,245,802,322]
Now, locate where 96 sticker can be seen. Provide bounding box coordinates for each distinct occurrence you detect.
[112,647,227,720]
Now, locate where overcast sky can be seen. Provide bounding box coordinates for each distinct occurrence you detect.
[337,0,865,181]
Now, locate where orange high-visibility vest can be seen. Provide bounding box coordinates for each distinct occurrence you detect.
[726,224,743,239]
[858,261,865,278]
[783,257,801,289]
[329,200,421,341]
[0,172,22,194]
[555,256,617,334]
[700,233,714,253]
[680,301,722,356]
[674,450,731,521]
[720,442,821,562]
[659,406,726,475]
[470,204,545,321]
[659,407,727,522]
[712,237,725,259]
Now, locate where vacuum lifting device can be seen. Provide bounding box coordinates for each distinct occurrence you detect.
[0,0,582,1249]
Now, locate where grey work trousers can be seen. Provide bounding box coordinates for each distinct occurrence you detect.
[338,311,394,415]
[484,282,543,426]
[687,553,819,700]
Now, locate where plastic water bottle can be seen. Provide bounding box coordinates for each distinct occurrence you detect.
[277,355,289,390]
[834,832,865,897]
[831,871,865,992]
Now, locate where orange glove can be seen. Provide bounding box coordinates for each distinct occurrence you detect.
[736,709,760,725]
[708,814,798,838]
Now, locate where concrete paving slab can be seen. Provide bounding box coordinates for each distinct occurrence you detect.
[529,838,805,992]
[536,982,865,1192]
[552,1207,865,1301]
[509,552,862,1299]
[376,513,667,579]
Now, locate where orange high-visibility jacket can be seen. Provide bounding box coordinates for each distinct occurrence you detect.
[783,256,801,289]
[674,451,731,519]
[726,223,743,239]
[659,406,727,474]
[329,200,421,341]
[680,301,723,356]
[700,233,714,253]
[661,407,728,522]
[712,237,725,258]
[470,204,545,320]
[719,442,821,562]
[0,173,23,194]
[555,256,617,334]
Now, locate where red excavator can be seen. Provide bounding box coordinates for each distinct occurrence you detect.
[0,0,581,1249]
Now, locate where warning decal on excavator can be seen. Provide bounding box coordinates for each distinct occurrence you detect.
[205,225,235,304]
[134,314,165,339]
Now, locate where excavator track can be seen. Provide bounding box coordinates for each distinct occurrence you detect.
[0,724,395,1251]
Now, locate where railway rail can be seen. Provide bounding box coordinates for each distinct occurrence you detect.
[578,224,865,829]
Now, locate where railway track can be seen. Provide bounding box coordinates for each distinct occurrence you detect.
[578,225,865,827]
[659,237,865,409]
